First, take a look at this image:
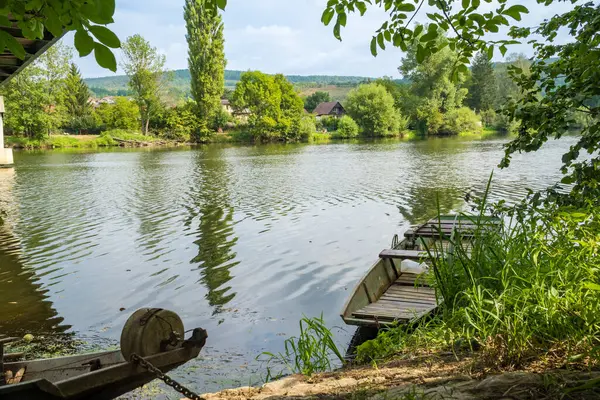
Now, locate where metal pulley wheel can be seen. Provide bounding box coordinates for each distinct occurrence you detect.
[120,308,184,361]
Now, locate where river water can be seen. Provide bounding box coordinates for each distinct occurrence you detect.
[0,136,571,396]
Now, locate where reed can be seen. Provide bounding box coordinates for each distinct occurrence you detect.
[357,180,600,369]
[258,314,344,380]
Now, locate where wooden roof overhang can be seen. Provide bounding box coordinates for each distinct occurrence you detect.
[0,22,62,87]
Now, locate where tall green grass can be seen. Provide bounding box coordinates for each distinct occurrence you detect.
[358,183,600,369]
[258,314,344,380]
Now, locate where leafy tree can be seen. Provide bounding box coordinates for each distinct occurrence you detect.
[442,107,482,135]
[64,63,93,133]
[304,91,331,112]
[94,98,140,131]
[231,71,305,141]
[0,0,120,71]
[345,83,401,137]
[495,53,530,105]
[3,65,50,138]
[121,34,168,135]
[185,0,226,135]
[466,52,497,112]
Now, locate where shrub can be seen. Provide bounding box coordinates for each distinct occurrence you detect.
[480,109,497,128]
[333,115,359,138]
[442,107,482,135]
[296,116,316,141]
[416,102,444,136]
[318,116,339,132]
[210,108,233,131]
[345,83,402,137]
[495,113,520,134]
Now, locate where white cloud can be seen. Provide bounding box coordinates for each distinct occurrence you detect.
[72,0,578,79]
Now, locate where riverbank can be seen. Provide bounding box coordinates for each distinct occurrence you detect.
[199,356,600,399]
[4,129,506,150]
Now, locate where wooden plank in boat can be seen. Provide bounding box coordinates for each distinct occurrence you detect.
[387,284,435,294]
[379,249,429,259]
[361,301,434,312]
[395,275,430,286]
[380,294,437,304]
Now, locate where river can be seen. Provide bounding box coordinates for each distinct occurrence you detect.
[0,136,571,396]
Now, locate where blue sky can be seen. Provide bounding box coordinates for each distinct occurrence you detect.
[72,0,574,79]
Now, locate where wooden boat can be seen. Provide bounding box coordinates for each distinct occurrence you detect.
[0,308,207,400]
[341,215,500,327]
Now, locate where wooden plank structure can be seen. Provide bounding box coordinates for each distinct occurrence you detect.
[0,20,62,86]
[341,215,501,327]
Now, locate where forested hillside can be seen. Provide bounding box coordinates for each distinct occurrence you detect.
[85,69,380,98]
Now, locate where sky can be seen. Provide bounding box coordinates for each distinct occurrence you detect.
[72,0,575,79]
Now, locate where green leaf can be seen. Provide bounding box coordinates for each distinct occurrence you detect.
[420,31,437,42]
[384,30,391,41]
[94,42,117,72]
[468,13,485,26]
[472,0,480,8]
[338,12,347,27]
[499,44,507,56]
[458,64,468,74]
[503,5,529,21]
[583,282,600,291]
[74,29,95,56]
[487,45,494,60]
[216,0,227,10]
[462,0,470,9]
[333,22,341,40]
[397,3,416,12]
[321,8,335,25]
[98,0,116,21]
[356,1,367,15]
[370,36,377,56]
[0,15,9,26]
[377,32,385,50]
[0,30,24,59]
[89,25,120,48]
[416,44,425,63]
[414,24,424,37]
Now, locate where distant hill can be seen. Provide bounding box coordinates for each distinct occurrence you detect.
[84,69,383,100]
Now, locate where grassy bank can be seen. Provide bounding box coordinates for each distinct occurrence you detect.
[356,200,600,373]
[5,130,177,150]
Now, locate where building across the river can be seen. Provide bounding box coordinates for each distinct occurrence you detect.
[313,101,346,119]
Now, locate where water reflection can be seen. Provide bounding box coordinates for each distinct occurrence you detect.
[187,147,239,313]
[0,168,69,334]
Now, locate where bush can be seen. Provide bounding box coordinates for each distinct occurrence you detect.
[416,102,444,136]
[480,109,496,128]
[210,108,233,131]
[296,116,316,141]
[345,83,402,137]
[495,113,520,134]
[442,107,482,135]
[318,116,339,132]
[332,115,359,138]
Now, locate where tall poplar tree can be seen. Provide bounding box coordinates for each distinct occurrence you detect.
[184,0,226,135]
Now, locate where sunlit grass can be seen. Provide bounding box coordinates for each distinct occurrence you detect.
[357,180,600,370]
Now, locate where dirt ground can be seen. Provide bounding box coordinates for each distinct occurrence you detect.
[195,357,600,400]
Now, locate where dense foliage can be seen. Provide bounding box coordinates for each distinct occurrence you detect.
[185,0,226,140]
[121,35,168,135]
[345,83,404,137]
[0,0,120,71]
[357,202,600,370]
[63,63,93,133]
[332,115,359,138]
[231,71,306,142]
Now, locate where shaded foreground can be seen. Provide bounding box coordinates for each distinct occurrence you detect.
[199,356,600,399]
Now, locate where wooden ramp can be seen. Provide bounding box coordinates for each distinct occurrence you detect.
[351,272,437,323]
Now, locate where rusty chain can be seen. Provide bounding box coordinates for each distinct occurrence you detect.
[130,353,204,400]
